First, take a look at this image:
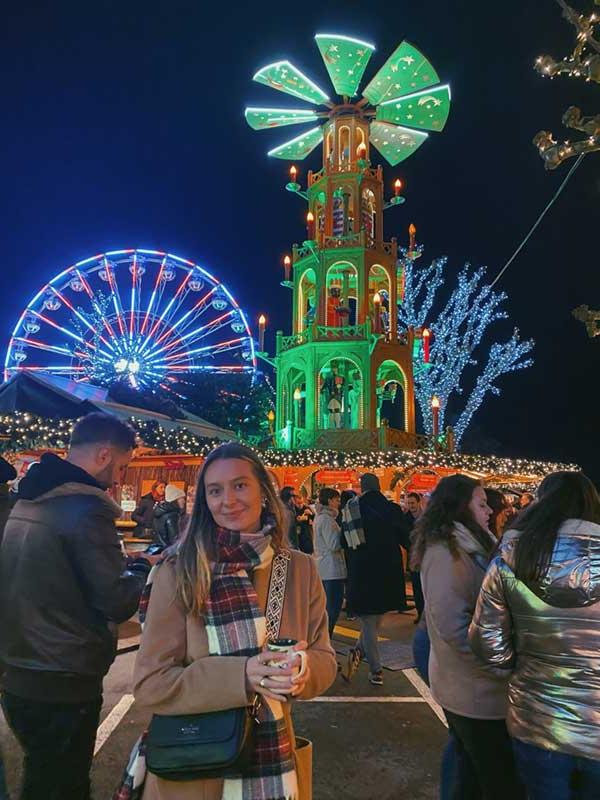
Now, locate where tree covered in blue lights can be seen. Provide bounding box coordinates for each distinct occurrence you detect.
[398,246,534,444]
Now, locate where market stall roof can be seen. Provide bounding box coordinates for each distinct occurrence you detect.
[0,372,235,440]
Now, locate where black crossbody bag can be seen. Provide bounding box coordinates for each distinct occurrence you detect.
[145,550,291,781]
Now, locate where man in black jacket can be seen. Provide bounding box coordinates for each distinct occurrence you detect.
[0,413,153,800]
[343,473,410,686]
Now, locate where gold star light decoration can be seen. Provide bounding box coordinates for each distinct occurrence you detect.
[572,305,600,337]
[534,0,600,169]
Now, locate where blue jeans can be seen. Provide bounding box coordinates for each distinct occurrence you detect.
[322,579,345,638]
[513,738,600,800]
[412,626,458,800]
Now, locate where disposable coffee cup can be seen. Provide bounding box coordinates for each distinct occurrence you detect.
[265,638,307,690]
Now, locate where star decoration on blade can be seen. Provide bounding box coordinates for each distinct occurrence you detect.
[245,34,451,166]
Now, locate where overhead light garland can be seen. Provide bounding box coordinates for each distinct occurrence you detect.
[534,0,600,169]
[0,412,576,481]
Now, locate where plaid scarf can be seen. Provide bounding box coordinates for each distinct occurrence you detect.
[113,525,297,800]
[341,495,366,549]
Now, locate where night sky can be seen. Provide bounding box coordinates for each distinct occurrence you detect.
[2,1,599,479]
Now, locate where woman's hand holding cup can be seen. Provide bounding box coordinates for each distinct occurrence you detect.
[245,638,310,702]
[245,650,296,703]
[266,638,310,698]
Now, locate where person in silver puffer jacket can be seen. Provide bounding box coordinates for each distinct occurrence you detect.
[469,471,600,799]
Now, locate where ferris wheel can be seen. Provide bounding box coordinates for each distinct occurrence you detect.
[4,249,257,389]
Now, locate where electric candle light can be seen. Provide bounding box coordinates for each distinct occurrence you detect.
[258,314,266,351]
[290,165,297,183]
[306,211,315,240]
[394,179,402,197]
[422,327,431,363]
[373,291,381,333]
[431,395,441,439]
[357,142,367,160]
[283,255,291,282]
[409,223,416,251]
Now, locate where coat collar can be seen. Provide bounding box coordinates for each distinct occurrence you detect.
[453,521,496,556]
[18,482,122,517]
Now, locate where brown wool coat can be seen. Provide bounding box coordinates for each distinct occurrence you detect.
[133,550,337,800]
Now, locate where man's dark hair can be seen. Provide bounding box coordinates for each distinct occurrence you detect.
[280,486,295,505]
[318,487,340,506]
[69,413,137,451]
[407,492,421,503]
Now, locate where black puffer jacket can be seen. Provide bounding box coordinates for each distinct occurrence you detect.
[0,453,151,702]
[153,500,182,547]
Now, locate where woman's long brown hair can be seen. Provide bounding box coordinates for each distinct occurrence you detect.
[410,474,495,570]
[175,443,285,615]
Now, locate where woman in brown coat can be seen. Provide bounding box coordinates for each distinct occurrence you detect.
[132,443,337,800]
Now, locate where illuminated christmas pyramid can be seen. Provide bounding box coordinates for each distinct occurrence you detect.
[246,34,451,450]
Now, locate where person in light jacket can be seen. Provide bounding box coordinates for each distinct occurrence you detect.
[132,443,337,800]
[313,487,346,638]
[411,474,524,799]
[469,471,600,799]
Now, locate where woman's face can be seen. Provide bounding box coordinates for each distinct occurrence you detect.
[469,486,492,529]
[204,458,263,534]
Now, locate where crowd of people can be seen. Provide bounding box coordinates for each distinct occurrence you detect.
[0,411,597,800]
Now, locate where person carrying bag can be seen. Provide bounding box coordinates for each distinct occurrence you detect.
[114,443,336,800]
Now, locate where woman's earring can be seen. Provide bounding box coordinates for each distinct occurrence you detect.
[262,497,267,508]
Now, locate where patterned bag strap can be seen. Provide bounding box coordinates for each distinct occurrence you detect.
[265,549,291,641]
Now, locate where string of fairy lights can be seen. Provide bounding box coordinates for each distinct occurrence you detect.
[0,412,577,480]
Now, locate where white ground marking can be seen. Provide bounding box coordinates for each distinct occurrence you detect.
[402,668,448,727]
[93,694,135,756]
[304,696,426,703]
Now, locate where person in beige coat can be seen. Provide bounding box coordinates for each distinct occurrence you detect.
[411,474,524,800]
[131,443,337,800]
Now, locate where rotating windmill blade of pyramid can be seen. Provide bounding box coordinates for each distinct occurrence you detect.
[245,34,451,166]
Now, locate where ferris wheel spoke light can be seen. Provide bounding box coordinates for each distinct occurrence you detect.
[49,287,113,351]
[147,310,236,364]
[156,285,219,344]
[141,271,192,350]
[140,256,167,336]
[74,270,118,339]
[162,337,246,363]
[14,337,73,357]
[129,254,138,341]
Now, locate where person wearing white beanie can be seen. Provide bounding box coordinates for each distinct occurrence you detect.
[164,484,185,504]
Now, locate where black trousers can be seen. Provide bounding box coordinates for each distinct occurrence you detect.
[443,709,526,800]
[1,692,102,800]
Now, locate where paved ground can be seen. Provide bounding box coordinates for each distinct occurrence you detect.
[0,609,448,799]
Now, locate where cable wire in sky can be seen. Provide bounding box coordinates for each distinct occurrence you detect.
[490,154,586,288]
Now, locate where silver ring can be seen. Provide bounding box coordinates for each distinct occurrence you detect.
[259,678,266,688]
